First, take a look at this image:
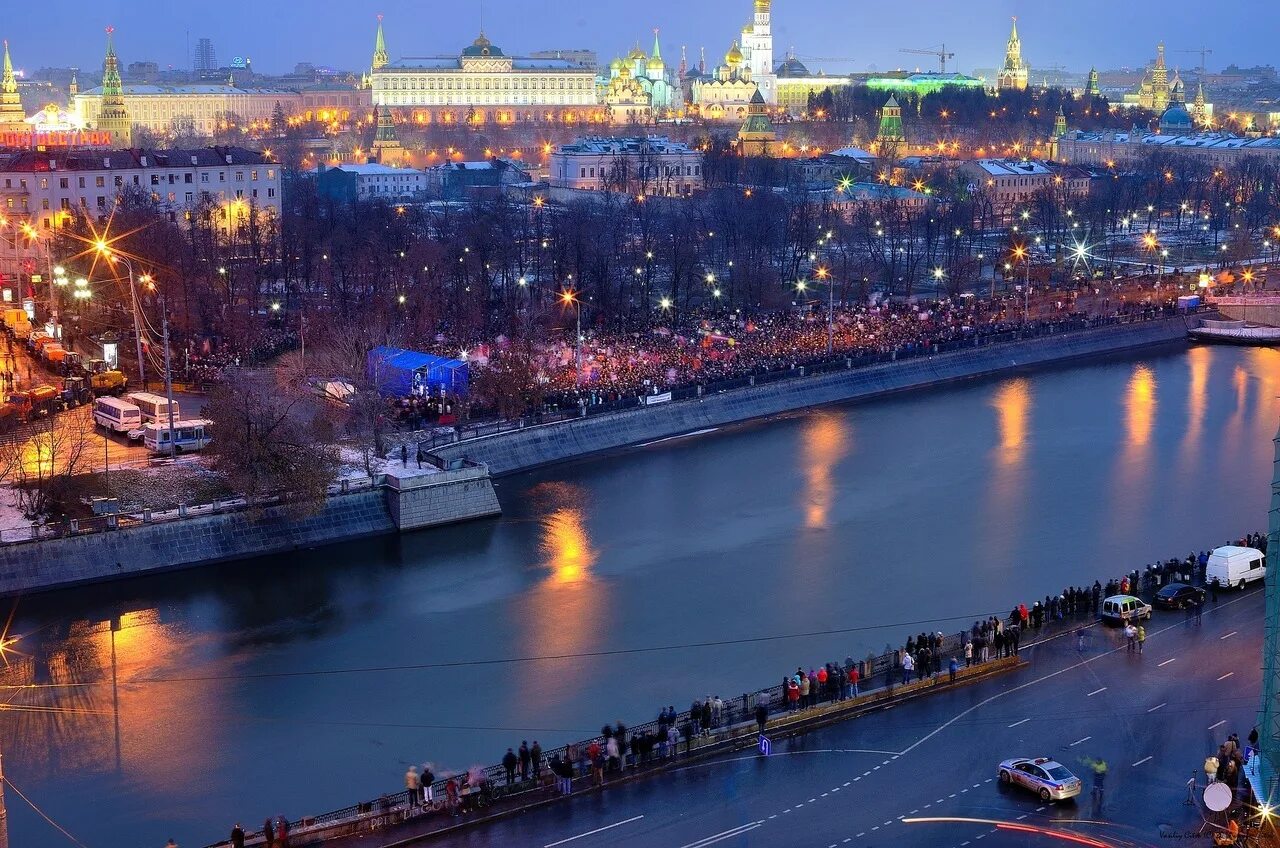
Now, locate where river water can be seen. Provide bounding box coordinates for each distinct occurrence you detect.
[2,344,1277,847]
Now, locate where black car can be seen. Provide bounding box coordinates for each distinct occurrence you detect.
[1154,582,1205,610]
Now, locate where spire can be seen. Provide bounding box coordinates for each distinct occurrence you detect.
[678,45,688,81]
[877,94,906,158]
[1087,67,1100,97]
[652,28,662,62]
[1053,104,1067,137]
[1008,16,1020,49]
[372,14,389,71]
[0,40,23,130]
[97,26,130,147]
[69,69,79,98]
[699,46,706,76]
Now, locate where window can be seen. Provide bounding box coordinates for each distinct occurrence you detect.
[219,172,226,182]
[39,178,48,189]
[184,173,193,184]
[235,171,244,182]
[115,176,124,187]
[59,177,69,189]
[41,199,49,210]
[168,192,176,203]
[250,170,258,181]
[60,198,70,210]
[95,176,105,188]
[78,177,86,188]
[151,175,161,186]
[266,169,275,180]
[267,187,275,198]
[97,196,107,209]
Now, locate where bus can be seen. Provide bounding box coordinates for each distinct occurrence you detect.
[128,392,181,425]
[143,418,212,455]
[92,397,143,434]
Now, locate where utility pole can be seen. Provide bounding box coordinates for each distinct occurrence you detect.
[161,295,177,455]
[0,749,9,848]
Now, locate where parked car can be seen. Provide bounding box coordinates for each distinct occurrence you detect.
[1205,546,1266,590]
[998,757,1082,802]
[1100,594,1151,624]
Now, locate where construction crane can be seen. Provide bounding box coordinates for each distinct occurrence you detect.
[899,44,955,75]
[1175,47,1214,80]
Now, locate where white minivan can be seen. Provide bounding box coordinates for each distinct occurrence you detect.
[143,418,212,455]
[92,397,142,434]
[1206,546,1266,590]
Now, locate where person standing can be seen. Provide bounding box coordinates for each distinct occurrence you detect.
[277,817,290,848]
[1137,624,1146,654]
[902,651,915,684]
[263,819,275,848]
[755,700,768,736]
[849,664,860,697]
[421,765,434,803]
[230,825,245,848]
[949,656,958,684]
[531,741,543,781]
[405,766,421,808]
[502,748,518,785]
[519,740,531,781]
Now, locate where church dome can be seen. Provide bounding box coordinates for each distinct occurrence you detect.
[462,32,503,57]
[648,56,664,72]
[610,57,622,71]
[755,0,771,11]
[776,56,810,78]
[1160,103,1193,133]
[628,44,646,61]
[725,42,743,66]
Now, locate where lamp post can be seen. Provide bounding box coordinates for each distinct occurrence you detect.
[96,243,147,390]
[560,289,581,383]
[815,266,834,356]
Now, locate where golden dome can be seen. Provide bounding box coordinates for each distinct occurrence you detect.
[610,57,622,70]
[755,0,771,12]
[618,64,633,79]
[647,56,664,72]
[627,44,646,61]
[725,41,743,66]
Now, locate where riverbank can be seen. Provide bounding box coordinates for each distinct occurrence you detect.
[429,313,1195,476]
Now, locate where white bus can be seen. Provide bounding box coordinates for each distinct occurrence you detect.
[92,397,143,434]
[128,391,181,425]
[143,418,212,455]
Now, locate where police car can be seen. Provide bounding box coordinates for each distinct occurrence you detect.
[997,757,1082,801]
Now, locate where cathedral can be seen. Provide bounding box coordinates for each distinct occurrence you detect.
[997,17,1029,92]
[688,0,775,120]
[603,31,681,123]
[1124,43,1172,112]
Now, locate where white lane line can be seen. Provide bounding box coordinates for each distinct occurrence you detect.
[821,793,829,798]
[831,788,841,793]
[863,770,872,776]
[1008,718,1031,728]
[883,820,893,826]
[544,815,645,847]
[882,759,892,765]
[1087,687,1107,697]
[843,782,851,787]
[960,788,969,793]
[1036,806,1046,812]
[924,803,933,809]
[1209,720,1227,731]
[856,833,866,838]
[873,766,882,771]
[961,842,971,847]
[936,798,945,804]
[1069,736,1092,747]
[909,809,919,815]
[1016,815,1028,821]
[975,834,985,841]
[844,839,852,844]
[1218,672,1235,681]
[1222,631,1238,640]
[1148,703,1166,713]
[767,815,777,820]
[985,778,994,783]
[1133,756,1154,767]
[949,793,958,798]
[854,777,862,782]
[872,826,880,832]
[1158,658,1177,667]
[972,783,982,788]
[808,798,817,803]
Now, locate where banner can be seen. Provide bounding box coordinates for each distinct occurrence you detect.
[643,392,672,406]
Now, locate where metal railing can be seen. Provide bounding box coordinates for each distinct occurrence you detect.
[406,306,1193,452]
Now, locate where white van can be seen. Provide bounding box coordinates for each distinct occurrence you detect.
[1101,594,1151,624]
[128,391,181,425]
[143,418,212,455]
[92,397,143,434]
[1206,546,1266,590]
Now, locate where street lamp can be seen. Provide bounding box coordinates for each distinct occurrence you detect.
[96,245,148,390]
[560,289,582,383]
[814,265,835,356]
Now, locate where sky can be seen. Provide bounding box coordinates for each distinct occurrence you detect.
[1,0,1267,78]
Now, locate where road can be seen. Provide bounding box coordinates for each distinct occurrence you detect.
[428,587,1263,848]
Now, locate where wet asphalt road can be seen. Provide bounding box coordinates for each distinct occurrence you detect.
[427,586,1264,848]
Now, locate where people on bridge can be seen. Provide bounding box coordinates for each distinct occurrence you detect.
[531,741,543,781]
[502,748,518,785]
[230,824,245,848]
[262,818,274,848]
[518,740,531,781]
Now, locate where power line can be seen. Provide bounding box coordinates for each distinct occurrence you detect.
[4,775,91,848]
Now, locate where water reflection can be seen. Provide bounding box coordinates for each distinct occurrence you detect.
[1125,365,1157,448]
[983,379,1033,566]
[992,378,1032,466]
[800,411,851,530]
[1181,346,1210,460]
[515,482,606,706]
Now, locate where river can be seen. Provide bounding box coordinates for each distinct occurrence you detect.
[1,343,1276,847]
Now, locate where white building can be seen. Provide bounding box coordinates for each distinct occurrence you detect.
[0,146,281,231]
[316,162,427,201]
[740,0,776,105]
[549,136,703,197]
[73,84,304,137]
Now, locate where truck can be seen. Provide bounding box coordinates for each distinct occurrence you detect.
[3,308,32,340]
[89,369,128,396]
[42,344,66,365]
[8,385,59,422]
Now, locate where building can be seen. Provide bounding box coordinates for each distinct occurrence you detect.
[315,162,425,202]
[960,159,1089,215]
[1057,129,1280,169]
[774,53,849,117]
[368,21,600,126]
[74,83,304,137]
[1123,44,1172,112]
[997,17,1029,92]
[689,41,759,120]
[739,0,776,105]
[193,37,217,73]
[96,27,131,147]
[602,32,681,121]
[370,102,407,165]
[528,49,598,68]
[0,41,26,134]
[874,95,907,160]
[1086,67,1101,97]
[0,146,280,233]
[549,136,703,196]
[736,90,778,156]
[864,72,984,97]
[423,159,531,200]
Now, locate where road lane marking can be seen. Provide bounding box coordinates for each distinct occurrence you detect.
[936,798,945,804]
[961,842,970,846]
[843,782,851,787]
[949,793,958,798]
[884,820,893,826]
[1148,703,1166,713]
[1087,687,1107,697]
[831,787,840,793]
[1221,631,1238,640]
[1016,815,1028,821]
[1036,806,1046,812]
[544,815,645,847]
[1218,672,1234,681]
[972,783,982,788]
[1209,720,1227,730]
[1069,736,1092,747]
[872,826,880,831]
[856,833,865,838]
[909,809,919,815]
[808,798,817,803]
[1132,756,1153,767]
[767,815,777,820]
[1158,658,1177,667]
[1008,718,1031,728]
[821,793,829,798]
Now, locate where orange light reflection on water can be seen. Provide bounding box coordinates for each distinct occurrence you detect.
[800,411,850,530]
[1125,364,1157,448]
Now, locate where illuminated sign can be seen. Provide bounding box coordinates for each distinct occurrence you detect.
[231,56,247,69]
[0,130,114,149]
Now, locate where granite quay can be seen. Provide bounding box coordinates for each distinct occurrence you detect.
[204,529,1259,848]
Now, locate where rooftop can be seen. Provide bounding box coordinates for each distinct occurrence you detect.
[321,163,420,176]
[1066,130,1280,150]
[971,159,1055,176]
[78,84,300,96]
[554,136,699,155]
[0,146,273,173]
